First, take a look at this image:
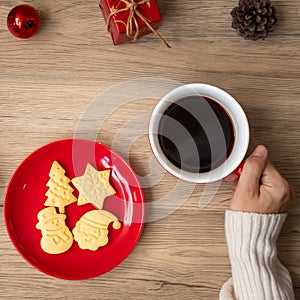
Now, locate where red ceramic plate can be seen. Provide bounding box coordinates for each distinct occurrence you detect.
[4,139,144,280]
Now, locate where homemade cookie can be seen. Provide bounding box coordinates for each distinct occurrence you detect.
[71,164,116,209]
[73,210,121,251]
[44,161,77,213]
[71,177,89,206]
[36,207,74,254]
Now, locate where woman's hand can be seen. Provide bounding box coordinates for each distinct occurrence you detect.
[225,145,295,214]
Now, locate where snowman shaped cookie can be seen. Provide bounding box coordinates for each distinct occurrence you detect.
[36,207,73,254]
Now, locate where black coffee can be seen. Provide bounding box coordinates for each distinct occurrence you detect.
[158,96,235,173]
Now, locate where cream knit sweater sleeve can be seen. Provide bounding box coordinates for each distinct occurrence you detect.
[219,210,295,300]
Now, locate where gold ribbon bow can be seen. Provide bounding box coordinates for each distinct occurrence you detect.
[107,0,170,48]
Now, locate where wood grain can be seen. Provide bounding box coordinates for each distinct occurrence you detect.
[0,0,299,299]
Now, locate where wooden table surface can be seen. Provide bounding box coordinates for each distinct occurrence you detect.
[0,0,299,299]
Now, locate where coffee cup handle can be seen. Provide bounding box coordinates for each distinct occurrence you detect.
[232,159,246,177]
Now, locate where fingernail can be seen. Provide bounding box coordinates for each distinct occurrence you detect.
[253,145,267,157]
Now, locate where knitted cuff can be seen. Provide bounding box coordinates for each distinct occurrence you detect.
[225,210,287,264]
[224,210,292,299]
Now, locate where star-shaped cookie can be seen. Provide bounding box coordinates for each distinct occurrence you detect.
[71,164,116,209]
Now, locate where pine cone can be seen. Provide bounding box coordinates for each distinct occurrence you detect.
[231,0,277,40]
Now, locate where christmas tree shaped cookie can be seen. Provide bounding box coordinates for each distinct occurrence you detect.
[71,164,116,209]
[44,161,77,213]
[73,209,121,251]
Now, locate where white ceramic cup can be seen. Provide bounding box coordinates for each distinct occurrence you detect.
[149,84,250,183]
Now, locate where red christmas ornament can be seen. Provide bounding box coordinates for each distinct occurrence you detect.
[7,5,40,39]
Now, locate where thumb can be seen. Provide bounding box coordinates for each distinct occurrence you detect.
[237,145,268,196]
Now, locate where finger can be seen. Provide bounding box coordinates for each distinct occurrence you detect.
[290,184,296,201]
[262,161,296,202]
[224,173,239,182]
[261,160,283,186]
[232,181,238,194]
[237,145,268,196]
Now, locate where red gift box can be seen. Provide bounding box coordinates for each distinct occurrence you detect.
[99,0,166,46]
